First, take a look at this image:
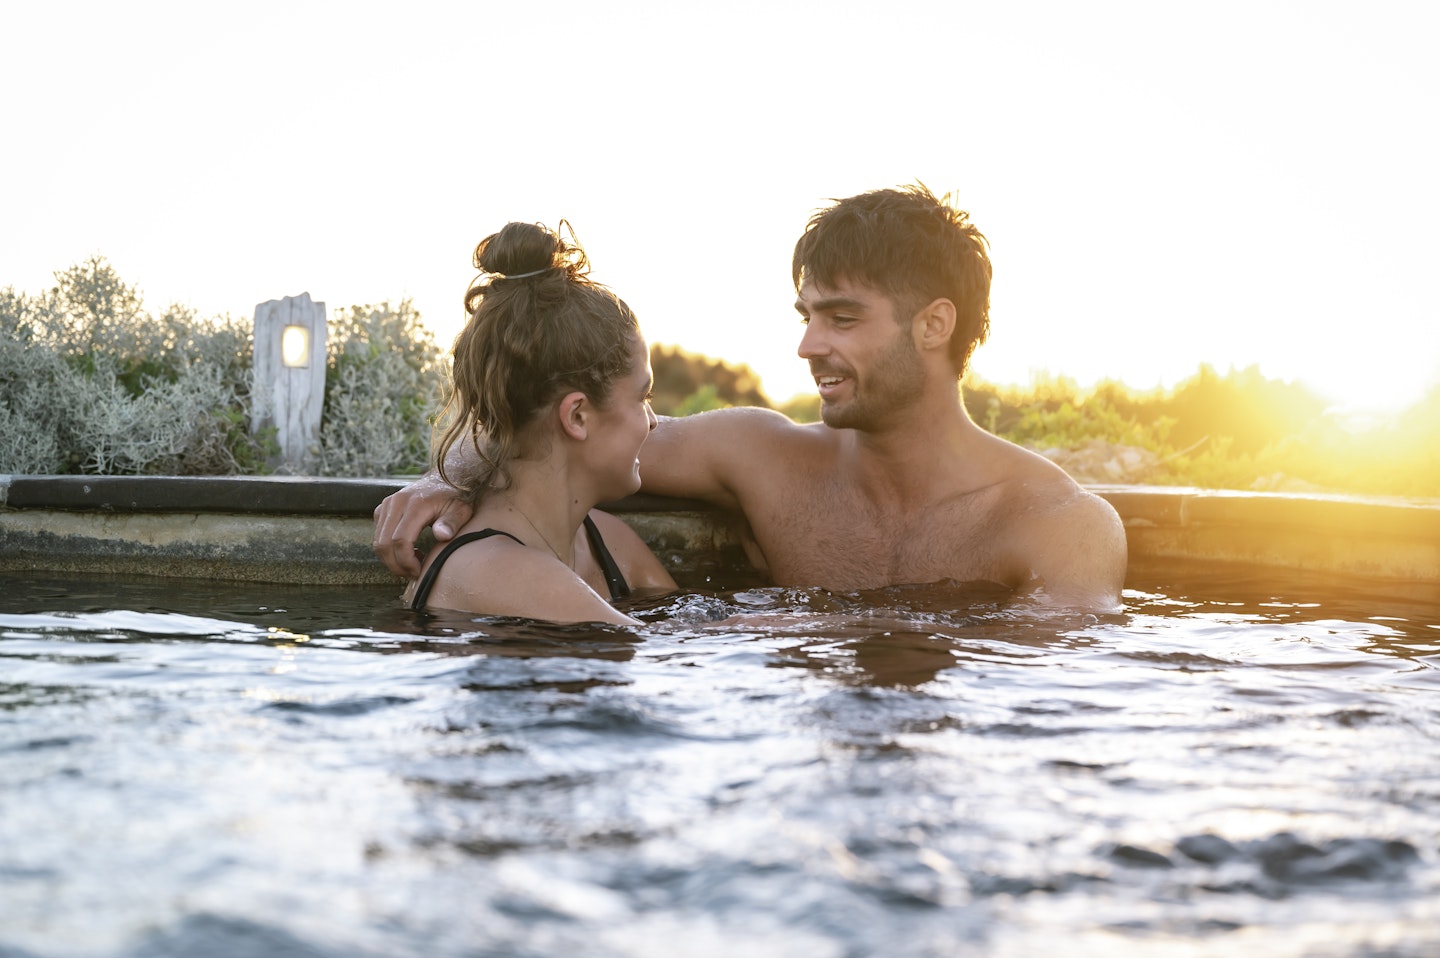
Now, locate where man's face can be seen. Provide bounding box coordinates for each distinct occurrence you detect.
[795,276,923,430]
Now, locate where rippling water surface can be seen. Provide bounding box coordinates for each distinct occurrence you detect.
[1,560,1437,957]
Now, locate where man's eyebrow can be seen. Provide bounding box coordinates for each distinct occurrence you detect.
[796,295,867,315]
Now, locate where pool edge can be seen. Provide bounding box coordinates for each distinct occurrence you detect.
[3,475,1437,585]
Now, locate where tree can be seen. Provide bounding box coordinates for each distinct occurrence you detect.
[649,344,770,416]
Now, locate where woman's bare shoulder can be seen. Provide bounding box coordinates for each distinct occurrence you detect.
[423,533,638,624]
[587,509,678,592]
[419,530,535,609]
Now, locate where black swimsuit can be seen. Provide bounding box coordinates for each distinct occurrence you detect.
[409,515,631,612]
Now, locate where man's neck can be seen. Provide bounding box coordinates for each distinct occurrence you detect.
[839,392,983,509]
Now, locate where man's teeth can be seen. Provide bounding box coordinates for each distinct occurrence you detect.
[819,376,843,386]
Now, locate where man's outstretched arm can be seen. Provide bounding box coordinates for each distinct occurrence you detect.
[373,406,788,578]
[369,413,715,579]
[637,407,794,511]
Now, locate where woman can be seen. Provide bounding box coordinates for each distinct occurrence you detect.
[404,221,676,624]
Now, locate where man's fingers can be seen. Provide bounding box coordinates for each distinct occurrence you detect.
[372,491,432,578]
[371,479,475,579]
[431,498,471,542]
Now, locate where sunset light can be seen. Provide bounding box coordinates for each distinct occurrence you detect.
[3,7,1439,951]
[4,2,1436,418]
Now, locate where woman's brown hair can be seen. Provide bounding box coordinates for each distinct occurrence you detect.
[435,221,639,498]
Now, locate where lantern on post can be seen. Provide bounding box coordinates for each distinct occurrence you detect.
[252,293,327,473]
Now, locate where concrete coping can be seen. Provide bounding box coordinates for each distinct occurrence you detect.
[2,475,1438,584]
[0,475,709,517]
[1092,484,1440,539]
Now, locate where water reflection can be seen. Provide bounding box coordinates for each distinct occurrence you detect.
[828,631,965,688]
[1,566,1438,957]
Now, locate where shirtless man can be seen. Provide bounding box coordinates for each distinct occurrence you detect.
[374,185,1127,610]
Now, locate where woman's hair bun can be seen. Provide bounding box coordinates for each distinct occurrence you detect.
[474,221,586,280]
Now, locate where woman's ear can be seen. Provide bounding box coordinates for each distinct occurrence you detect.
[557,391,589,441]
[912,297,957,352]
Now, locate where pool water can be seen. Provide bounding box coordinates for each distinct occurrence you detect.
[1,561,1437,958]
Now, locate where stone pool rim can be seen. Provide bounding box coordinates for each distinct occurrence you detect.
[2,474,1438,585]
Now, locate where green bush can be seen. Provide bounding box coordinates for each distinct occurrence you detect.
[964,368,1440,497]
[0,257,265,475]
[650,344,768,416]
[1002,395,1176,452]
[0,259,448,478]
[319,300,447,477]
[5,256,1435,497]
[776,393,821,423]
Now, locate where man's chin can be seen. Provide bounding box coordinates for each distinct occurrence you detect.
[819,402,857,430]
[821,398,891,432]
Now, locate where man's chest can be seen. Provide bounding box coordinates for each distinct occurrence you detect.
[741,487,1013,591]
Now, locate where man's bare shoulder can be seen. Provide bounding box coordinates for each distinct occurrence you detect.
[642,406,834,508]
[988,447,1127,609]
[985,439,1120,529]
[660,405,831,449]
[948,433,1125,609]
[650,406,832,474]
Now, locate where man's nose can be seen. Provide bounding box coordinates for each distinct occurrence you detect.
[797,321,827,359]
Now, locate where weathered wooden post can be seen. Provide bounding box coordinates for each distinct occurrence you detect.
[252,293,327,473]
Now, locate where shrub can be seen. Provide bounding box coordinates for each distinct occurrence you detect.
[964,367,1440,496]
[318,300,448,477]
[1,261,450,478]
[6,256,1434,496]
[650,344,769,416]
[0,259,266,475]
[776,393,821,423]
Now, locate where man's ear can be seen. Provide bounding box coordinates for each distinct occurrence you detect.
[913,298,957,352]
[556,391,589,441]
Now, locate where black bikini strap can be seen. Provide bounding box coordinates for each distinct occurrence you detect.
[583,515,631,601]
[409,529,525,611]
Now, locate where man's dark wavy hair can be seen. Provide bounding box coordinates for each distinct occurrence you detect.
[791,183,992,376]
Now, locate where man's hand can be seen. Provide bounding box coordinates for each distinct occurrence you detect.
[372,473,474,578]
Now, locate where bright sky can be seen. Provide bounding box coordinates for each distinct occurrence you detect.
[5,1,1437,415]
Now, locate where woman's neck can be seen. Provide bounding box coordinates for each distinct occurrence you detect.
[479,458,594,568]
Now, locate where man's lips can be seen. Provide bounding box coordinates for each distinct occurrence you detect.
[812,365,852,397]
